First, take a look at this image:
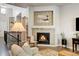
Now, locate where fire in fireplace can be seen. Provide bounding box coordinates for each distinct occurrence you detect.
[37,32,50,44]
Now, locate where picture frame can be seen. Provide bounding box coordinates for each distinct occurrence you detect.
[34,11,53,26]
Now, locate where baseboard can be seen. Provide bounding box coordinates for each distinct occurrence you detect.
[37,44,64,47]
[37,44,56,47]
[67,46,72,49]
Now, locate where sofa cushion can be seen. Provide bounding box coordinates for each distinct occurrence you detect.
[22,42,33,56]
[17,52,29,56]
[11,44,29,56]
[31,47,39,55]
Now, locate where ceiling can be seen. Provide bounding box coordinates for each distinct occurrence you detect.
[8,3,70,8]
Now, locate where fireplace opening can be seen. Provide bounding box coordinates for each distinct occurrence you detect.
[37,32,50,44]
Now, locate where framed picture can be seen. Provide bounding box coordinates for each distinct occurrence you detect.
[34,11,53,26]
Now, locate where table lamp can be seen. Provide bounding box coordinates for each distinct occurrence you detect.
[11,22,26,45]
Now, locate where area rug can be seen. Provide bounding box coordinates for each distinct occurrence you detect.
[38,47,58,56]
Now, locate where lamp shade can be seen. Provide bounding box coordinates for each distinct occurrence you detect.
[11,22,26,32]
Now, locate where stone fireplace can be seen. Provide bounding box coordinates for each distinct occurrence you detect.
[37,32,50,44]
[32,27,55,45]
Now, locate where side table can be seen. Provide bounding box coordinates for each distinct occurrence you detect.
[29,41,37,47]
[72,38,79,52]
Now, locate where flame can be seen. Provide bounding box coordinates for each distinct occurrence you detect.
[39,35,47,41]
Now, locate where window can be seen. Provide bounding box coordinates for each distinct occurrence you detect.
[1,7,6,14]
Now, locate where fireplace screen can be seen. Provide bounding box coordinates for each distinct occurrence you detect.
[37,32,50,44]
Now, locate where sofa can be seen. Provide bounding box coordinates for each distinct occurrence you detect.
[11,42,41,56]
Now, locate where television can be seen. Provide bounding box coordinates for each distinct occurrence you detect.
[76,18,79,31]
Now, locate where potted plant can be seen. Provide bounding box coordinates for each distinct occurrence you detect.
[61,33,65,39]
[73,32,79,38]
[76,33,79,38]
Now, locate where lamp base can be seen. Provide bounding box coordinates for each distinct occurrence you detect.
[17,34,19,45]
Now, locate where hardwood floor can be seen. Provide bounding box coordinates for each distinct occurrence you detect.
[38,46,79,56]
[58,47,79,56]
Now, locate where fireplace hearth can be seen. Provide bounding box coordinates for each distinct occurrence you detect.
[37,32,50,44]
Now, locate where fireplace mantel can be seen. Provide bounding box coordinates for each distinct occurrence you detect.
[32,26,55,29]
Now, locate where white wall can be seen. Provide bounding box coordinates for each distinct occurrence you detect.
[0,4,29,37]
[28,5,61,46]
[0,14,9,37]
[0,4,29,17]
[0,4,29,20]
[0,4,13,37]
[60,4,79,49]
[13,6,29,18]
